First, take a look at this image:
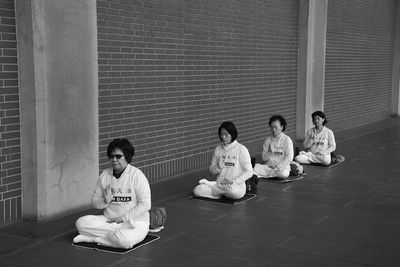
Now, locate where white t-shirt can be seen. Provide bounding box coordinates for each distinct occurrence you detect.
[261,132,294,172]
[91,164,151,224]
[209,140,253,185]
[303,126,336,155]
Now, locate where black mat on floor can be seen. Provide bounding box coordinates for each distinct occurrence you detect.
[72,234,159,254]
[189,193,256,205]
[257,174,304,183]
[306,161,342,168]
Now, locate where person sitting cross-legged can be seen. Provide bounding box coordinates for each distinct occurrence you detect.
[73,138,151,249]
[193,121,253,200]
[295,111,336,166]
[253,115,294,179]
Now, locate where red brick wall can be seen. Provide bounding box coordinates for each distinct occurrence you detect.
[0,0,21,225]
[324,0,397,130]
[97,0,299,182]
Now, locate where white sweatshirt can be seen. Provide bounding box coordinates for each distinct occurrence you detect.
[261,132,294,172]
[303,126,336,155]
[92,164,151,224]
[209,140,253,185]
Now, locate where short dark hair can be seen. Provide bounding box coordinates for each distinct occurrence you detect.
[218,121,238,142]
[311,111,328,125]
[107,138,135,163]
[268,115,287,131]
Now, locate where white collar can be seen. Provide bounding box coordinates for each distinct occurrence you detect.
[223,140,238,150]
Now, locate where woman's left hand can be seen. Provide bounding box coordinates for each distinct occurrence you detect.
[219,178,233,188]
[107,217,124,224]
[223,178,233,184]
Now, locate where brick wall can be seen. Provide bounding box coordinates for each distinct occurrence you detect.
[97,0,299,182]
[0,0,21,225]
[324,0,397,130]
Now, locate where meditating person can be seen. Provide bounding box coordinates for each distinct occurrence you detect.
[73,138,151,249]
[253,115,294,179]
[295,111,336,165]
[193,121,253,200]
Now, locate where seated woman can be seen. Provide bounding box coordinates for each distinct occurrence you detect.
[193,121,253,200]
[295,111,336,165]
[253,115,294,179]
[73,138,151,249]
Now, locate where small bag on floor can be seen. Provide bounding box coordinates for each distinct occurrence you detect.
[149,206,166,233]
[331,152,345,163]
[290,161,304,176]
[245,175,258,195]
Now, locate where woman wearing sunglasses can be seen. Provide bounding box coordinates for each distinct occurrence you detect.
[73,138,151,249]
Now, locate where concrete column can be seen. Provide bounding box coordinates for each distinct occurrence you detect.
[296,0,328,140]
[392,0,400,116]
[16,0,98,221]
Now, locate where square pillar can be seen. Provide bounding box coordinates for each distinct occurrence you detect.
[296,0,328,140]
[16,0,99,221]
[392,0,400,116]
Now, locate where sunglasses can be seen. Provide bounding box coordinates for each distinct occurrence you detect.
[109,154,124,160]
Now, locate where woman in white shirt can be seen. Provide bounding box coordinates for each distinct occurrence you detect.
[253,115,294,178]
[295,111,336,165]
[193,121,253,200]
[73,138,151,249]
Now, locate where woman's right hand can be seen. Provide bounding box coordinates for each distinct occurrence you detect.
[218,159,225,170]
[104,187,113,204]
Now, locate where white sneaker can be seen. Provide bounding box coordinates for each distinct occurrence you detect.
[198,179,216,186]
[198,178,208,184]
[149,225,164,233]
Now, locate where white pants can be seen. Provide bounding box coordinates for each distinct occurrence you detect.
[193,180,246,200]
[75,215,149,249]
[253,163,290,178]
[295,151,331,165]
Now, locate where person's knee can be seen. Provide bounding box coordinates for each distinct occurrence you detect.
[193,185,205,197]
[75,215,94,232]
[194,183,222,199]
[320,158,331,165]
[107,231,132,249]
[278,170,290,179]
[233,190,246,199]
[294,155,305,163]
[253,163,263,172]
[253,163,270,177]
[225,187,245,200]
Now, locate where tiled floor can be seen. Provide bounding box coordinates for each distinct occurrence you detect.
[1,118,400,266]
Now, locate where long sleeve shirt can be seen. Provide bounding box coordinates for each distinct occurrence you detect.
[209,140,253,185]
[91,164,151,224]
[303,126,336,155]
[261,132,294,172]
